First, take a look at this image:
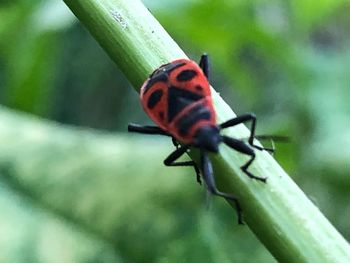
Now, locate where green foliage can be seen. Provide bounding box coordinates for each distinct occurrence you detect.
[1,0,350,262]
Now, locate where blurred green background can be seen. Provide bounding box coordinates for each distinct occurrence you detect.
[1,0,350,262]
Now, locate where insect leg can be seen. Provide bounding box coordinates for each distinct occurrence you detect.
[219,113,273,152]
[128,123,170,136]
[222,135,266,182]
[200,150,243,224]
[253,135,290,154]
[171,137,180,149]
[164,145,201,184]
[199,53,209,79]
[128,123,181,149]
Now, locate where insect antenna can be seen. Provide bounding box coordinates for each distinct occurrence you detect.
[200,150,244,224]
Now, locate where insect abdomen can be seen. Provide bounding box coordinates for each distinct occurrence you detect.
[140,59,216,143]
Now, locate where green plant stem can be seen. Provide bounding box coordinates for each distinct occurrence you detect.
[63,0,350,262]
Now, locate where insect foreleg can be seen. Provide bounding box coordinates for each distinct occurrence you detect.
[219,113,274,152]
[164,145,201,184]
[128,123,170,136]
[221,135,266,182]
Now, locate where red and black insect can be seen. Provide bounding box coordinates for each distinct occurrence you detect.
[128,54,271,224]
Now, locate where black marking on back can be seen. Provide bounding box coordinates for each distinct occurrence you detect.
[144,61,186,95]
[159,111,164,120]
[195,85,203,91]
[168,86,203,123]
[176,70,197,82]
[161,61,186,75]
[149,61,186,78]
[176,105,211,136]
[143,73,167,95]
[147,89,163,109]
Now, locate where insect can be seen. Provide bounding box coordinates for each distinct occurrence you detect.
[128,54,271,224]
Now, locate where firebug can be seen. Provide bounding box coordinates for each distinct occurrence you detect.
[128,54,273,224]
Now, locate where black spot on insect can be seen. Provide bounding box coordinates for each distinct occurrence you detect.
[147,89,163,109]
[143,73,167,95]
[176,105,211,136]
[144,62,186,95]
[195,85,203,91]
[176,70,197,82]
[159,111,164,120]
[168,86,203,122]
[149,62,186,79]
[162,62,186,74]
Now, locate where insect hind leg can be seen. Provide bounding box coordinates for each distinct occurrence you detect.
[199,53,209,79]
